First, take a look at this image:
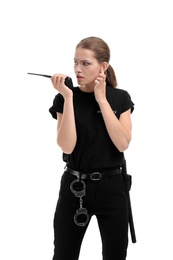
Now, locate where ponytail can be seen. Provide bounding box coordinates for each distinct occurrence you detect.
[105,64,118,88]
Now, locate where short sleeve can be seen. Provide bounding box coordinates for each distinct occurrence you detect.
[49,93,64,119]
[121,91,134,114]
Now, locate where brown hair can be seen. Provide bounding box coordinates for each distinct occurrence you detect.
[76,36,118,88]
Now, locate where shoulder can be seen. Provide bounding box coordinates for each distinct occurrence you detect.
[106,85,134,114]
[106,85,132,102]
[49,93,64,119]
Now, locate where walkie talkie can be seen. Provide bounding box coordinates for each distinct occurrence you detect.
[27,73,73,89]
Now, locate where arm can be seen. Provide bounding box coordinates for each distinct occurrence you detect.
[51,74,77,154]
[98,100,132,152]
[57,97,77,154]
[94,67,132,152]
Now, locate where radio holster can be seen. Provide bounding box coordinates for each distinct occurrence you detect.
[122,159,137,243]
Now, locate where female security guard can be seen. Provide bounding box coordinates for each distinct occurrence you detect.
[49,36,135,260]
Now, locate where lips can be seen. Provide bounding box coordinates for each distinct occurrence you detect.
[76,75,84,83]
[77,75,84,79]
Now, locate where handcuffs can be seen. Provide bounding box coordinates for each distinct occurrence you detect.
[70,179,90,227]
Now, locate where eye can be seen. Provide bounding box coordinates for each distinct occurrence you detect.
[82,61,90,66]
[74,60,78,66]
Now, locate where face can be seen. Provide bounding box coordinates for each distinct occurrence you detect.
[74,47,102,87]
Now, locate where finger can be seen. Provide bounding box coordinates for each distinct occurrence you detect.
[51,74,59,83]
[51,74,57,86]
[95,79,100,84]
[96,76,105,83]
[51,74,63,85]
[100,66,104,74]
[51,75,61,89]
[98,67,106,79]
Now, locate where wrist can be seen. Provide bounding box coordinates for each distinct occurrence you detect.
[64,91,73,101]
[97,98,107,105]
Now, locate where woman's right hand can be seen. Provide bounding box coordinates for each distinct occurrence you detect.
[51,74,73,98]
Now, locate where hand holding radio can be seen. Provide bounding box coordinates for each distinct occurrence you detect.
[51,73,73,98]
[28,72,74,99]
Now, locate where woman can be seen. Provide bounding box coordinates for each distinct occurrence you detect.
[49,36,135,260]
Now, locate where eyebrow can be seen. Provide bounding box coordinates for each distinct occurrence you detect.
[74,59,91,63]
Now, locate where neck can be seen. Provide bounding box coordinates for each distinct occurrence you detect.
[79,84,94,93]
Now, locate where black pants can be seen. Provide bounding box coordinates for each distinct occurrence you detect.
[52,170,129,260]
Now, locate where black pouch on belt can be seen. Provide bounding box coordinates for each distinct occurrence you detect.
[123,172,132,191]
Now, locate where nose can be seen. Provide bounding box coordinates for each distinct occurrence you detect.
[74,64,82,73]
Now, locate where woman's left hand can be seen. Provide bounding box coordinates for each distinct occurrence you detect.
[94,67,107,103]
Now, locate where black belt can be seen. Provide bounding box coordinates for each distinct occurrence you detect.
[65,166,122,181]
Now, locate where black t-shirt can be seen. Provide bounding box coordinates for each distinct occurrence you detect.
[49,85,134,173]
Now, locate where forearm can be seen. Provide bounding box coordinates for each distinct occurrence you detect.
[57,97,77,154]
[98,100,132,152]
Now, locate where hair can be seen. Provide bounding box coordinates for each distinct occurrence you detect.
[76,36,118,88]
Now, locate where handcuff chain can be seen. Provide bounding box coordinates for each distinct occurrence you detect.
[80,197,83,208]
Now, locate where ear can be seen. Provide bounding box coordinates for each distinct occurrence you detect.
[102,62,109,72]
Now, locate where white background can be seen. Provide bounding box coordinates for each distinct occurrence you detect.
[0,0,173,259]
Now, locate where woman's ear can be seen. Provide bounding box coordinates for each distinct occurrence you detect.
[102,62,109,72]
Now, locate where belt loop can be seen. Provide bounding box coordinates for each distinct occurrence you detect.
[107,169,112,179]
[79,171,81,182]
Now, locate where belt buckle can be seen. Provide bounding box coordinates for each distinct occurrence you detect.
[90,172,102,181]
